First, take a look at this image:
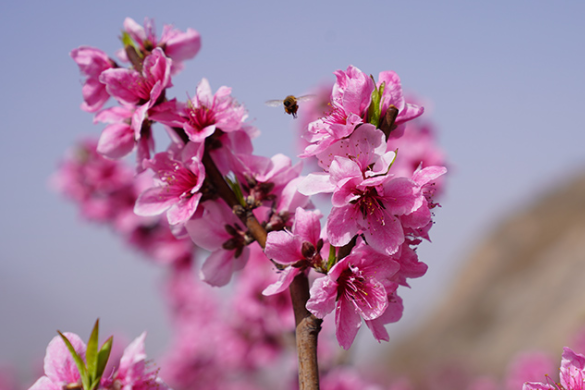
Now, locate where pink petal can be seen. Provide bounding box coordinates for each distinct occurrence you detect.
[165,28,201,62]
[412,165,447,186]
[335,297,362,350]
[352,278,388,321]
[29,376,60,390]
[134,187,177,216]
[327,206,360,247]
[306,276,338,318]
[118,332,147,381]
[383,177,421,216]
[362,210,404,255]
[200,248,249,287]
[297,173,335,195]
[97,123,135,159]
[44,333,85,385]
[99,68,142,105]
[292,207,321,246]
[80,78,109,113]
[262,267,301,296]
[167,193,202,226]
[264,230,303,265]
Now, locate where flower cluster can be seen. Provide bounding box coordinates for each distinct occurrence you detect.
[66,16,447,367]
[265,65,447,348]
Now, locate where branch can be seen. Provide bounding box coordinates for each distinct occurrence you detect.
[290,272,322,390]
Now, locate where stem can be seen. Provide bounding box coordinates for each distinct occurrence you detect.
[290,272,322,390]
[201,150,267,247]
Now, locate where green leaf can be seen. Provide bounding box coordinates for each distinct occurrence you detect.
[86,319,99,381]
[89,378,101,390]
[58,331,89,390]
[95,336,113,380]
[326,244,337,272]
[121,31,139,52]
[367,77,385,128]
[225,175,246,207]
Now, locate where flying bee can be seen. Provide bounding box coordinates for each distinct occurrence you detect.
[265,95,315,118]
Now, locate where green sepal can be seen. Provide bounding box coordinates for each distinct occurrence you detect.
[95,336,113,381]
[326,244,337,272]
[225,175,247,208]
[89,378,101,390]
[120,31,142,57]
[85,319,99,381]
[367,76,385,128]
[58,331,90,390]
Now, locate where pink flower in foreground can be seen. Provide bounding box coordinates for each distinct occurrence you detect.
[100,48,172,148]
[523,347,585,390]
[306,240,400,349]
[300,124,444,255]
[263,207,324,295]
[70,46,114,112]
[302,65,373,158]
[100,48,171,107]
[109,332,171,390]
[185,202,250,286]
[153,78,247,143]
[29,333,85,390]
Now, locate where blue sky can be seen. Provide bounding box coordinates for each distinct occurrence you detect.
[1,0,584,382]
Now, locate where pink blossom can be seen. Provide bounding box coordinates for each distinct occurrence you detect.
[300,125,441,255]
[94,105,136,159]
[377,71,424,138]
[185,202,250,286]
[110,332,171,390]
[306,240,400,349]
[70,46,114,112]
[263,207,324,295]
[134,143,205,226]
[301,65,373,158]
[99,48,172,149]
[100,48,171,107]
[29,333,85,390]
[232,153,303,207]
[152,78,247,143]
[523,347,585,390]
[121,17,201,74]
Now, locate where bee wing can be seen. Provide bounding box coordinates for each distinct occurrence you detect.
[265,99,284,107]
[295,94,316,102]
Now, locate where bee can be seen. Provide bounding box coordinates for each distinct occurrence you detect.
[265,95,315,118]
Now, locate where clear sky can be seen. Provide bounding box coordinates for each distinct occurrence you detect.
[1,0,584,383]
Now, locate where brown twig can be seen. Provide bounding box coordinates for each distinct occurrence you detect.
[290,272,322,389]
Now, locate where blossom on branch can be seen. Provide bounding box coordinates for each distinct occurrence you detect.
[306,240,400,349]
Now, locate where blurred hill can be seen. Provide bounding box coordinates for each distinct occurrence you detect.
[386,169,585,384]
